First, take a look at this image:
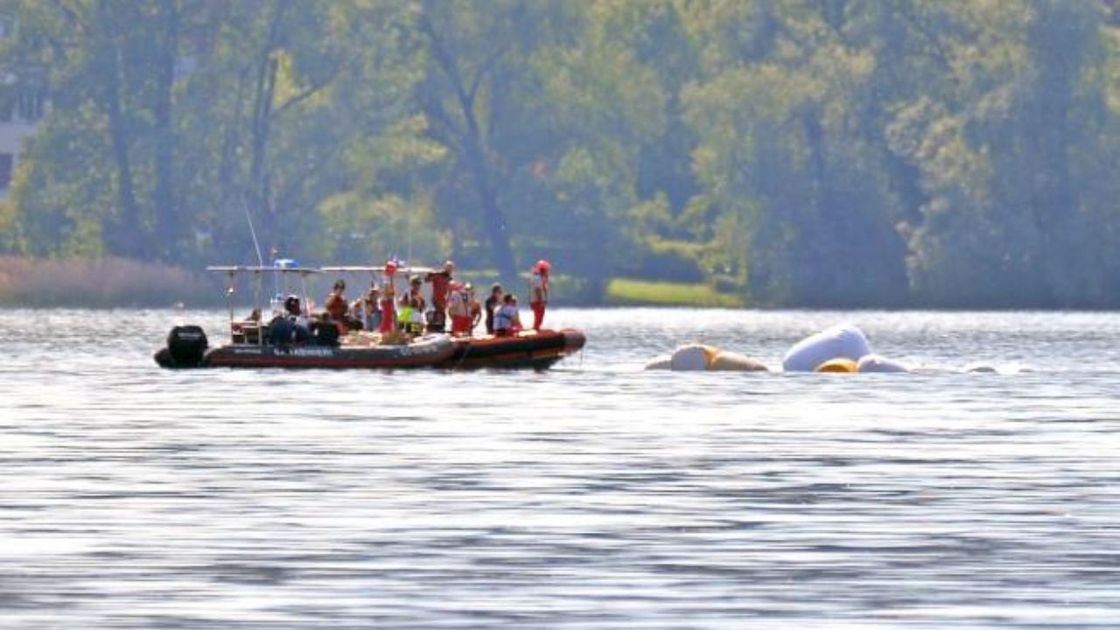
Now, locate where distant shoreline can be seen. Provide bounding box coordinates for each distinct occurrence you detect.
[2,257,1117,311]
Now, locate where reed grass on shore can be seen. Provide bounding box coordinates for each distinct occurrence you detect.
[0,258,750,309]
[0,256,222,308]
[605,278,744,308]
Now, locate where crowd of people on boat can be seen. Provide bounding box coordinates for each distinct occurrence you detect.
[268,258,551,343]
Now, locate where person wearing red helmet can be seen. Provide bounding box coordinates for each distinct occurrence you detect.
[529,259,550,331]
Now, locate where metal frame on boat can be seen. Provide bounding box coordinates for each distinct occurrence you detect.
[155,261,456,369]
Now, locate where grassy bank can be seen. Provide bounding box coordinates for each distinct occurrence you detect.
[0,256,221,308]
[605,278,744,308]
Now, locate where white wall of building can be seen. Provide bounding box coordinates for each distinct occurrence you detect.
[0,10,44,198]
[0,119,36,196]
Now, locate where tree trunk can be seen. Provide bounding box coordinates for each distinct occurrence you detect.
[249,55,278,240]
[101,1,145,258]
[153,1,180,262]
[248,2,288,247]
[420,12,518,281]
[462,110,518,282]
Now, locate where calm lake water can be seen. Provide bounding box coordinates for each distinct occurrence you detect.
[2,308,1118,628]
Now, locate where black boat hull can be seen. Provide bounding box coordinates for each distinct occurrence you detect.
[155,330,456,369]
[156,327,585,371]
[442,329,586,370]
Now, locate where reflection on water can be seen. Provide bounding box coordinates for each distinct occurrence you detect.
[1,308,1118,627]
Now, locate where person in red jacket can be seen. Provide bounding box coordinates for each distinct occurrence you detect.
[529,259,550,331]
[425,259,455,332]
[324,279,350,332]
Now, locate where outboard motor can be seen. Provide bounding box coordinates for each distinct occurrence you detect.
[156,325,209,368]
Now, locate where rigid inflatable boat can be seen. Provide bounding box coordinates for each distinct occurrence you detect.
[155,261,584,371]
[443,328,586,370]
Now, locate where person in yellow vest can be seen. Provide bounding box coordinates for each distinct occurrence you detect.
[398,275,426,335]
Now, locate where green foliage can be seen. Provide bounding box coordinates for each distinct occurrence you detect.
[4,0,1120,306]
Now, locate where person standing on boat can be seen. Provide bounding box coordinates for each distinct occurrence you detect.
[494,293,522,337]
[529,259,550,331]
[425,260,455,332]
[360,285,382,332]
[399,275,427,335]
[484,283,503,335]
[468,284,483,333]
[325,279,350,332]
[448,282,474,336]
[379,262,398,334]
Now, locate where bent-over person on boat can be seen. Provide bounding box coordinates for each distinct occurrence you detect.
[270,295,311,344]
[494,293,522,337]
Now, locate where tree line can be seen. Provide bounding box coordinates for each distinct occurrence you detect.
[2,0,1119,307]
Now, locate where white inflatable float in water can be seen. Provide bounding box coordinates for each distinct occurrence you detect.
[645,344,768,372]
[857,354,910,373]
[648,325,921,375]
[782,324,872,372]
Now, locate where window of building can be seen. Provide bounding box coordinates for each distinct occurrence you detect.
[16,89,44,122]
[0,154,13,190]
[0,88,13,123]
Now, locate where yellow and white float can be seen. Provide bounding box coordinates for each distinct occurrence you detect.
[815,357,859,373]
[645,344,768,372]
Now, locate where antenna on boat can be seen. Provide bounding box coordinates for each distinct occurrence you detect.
[406,209,414,264]
[242,196,265,267]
